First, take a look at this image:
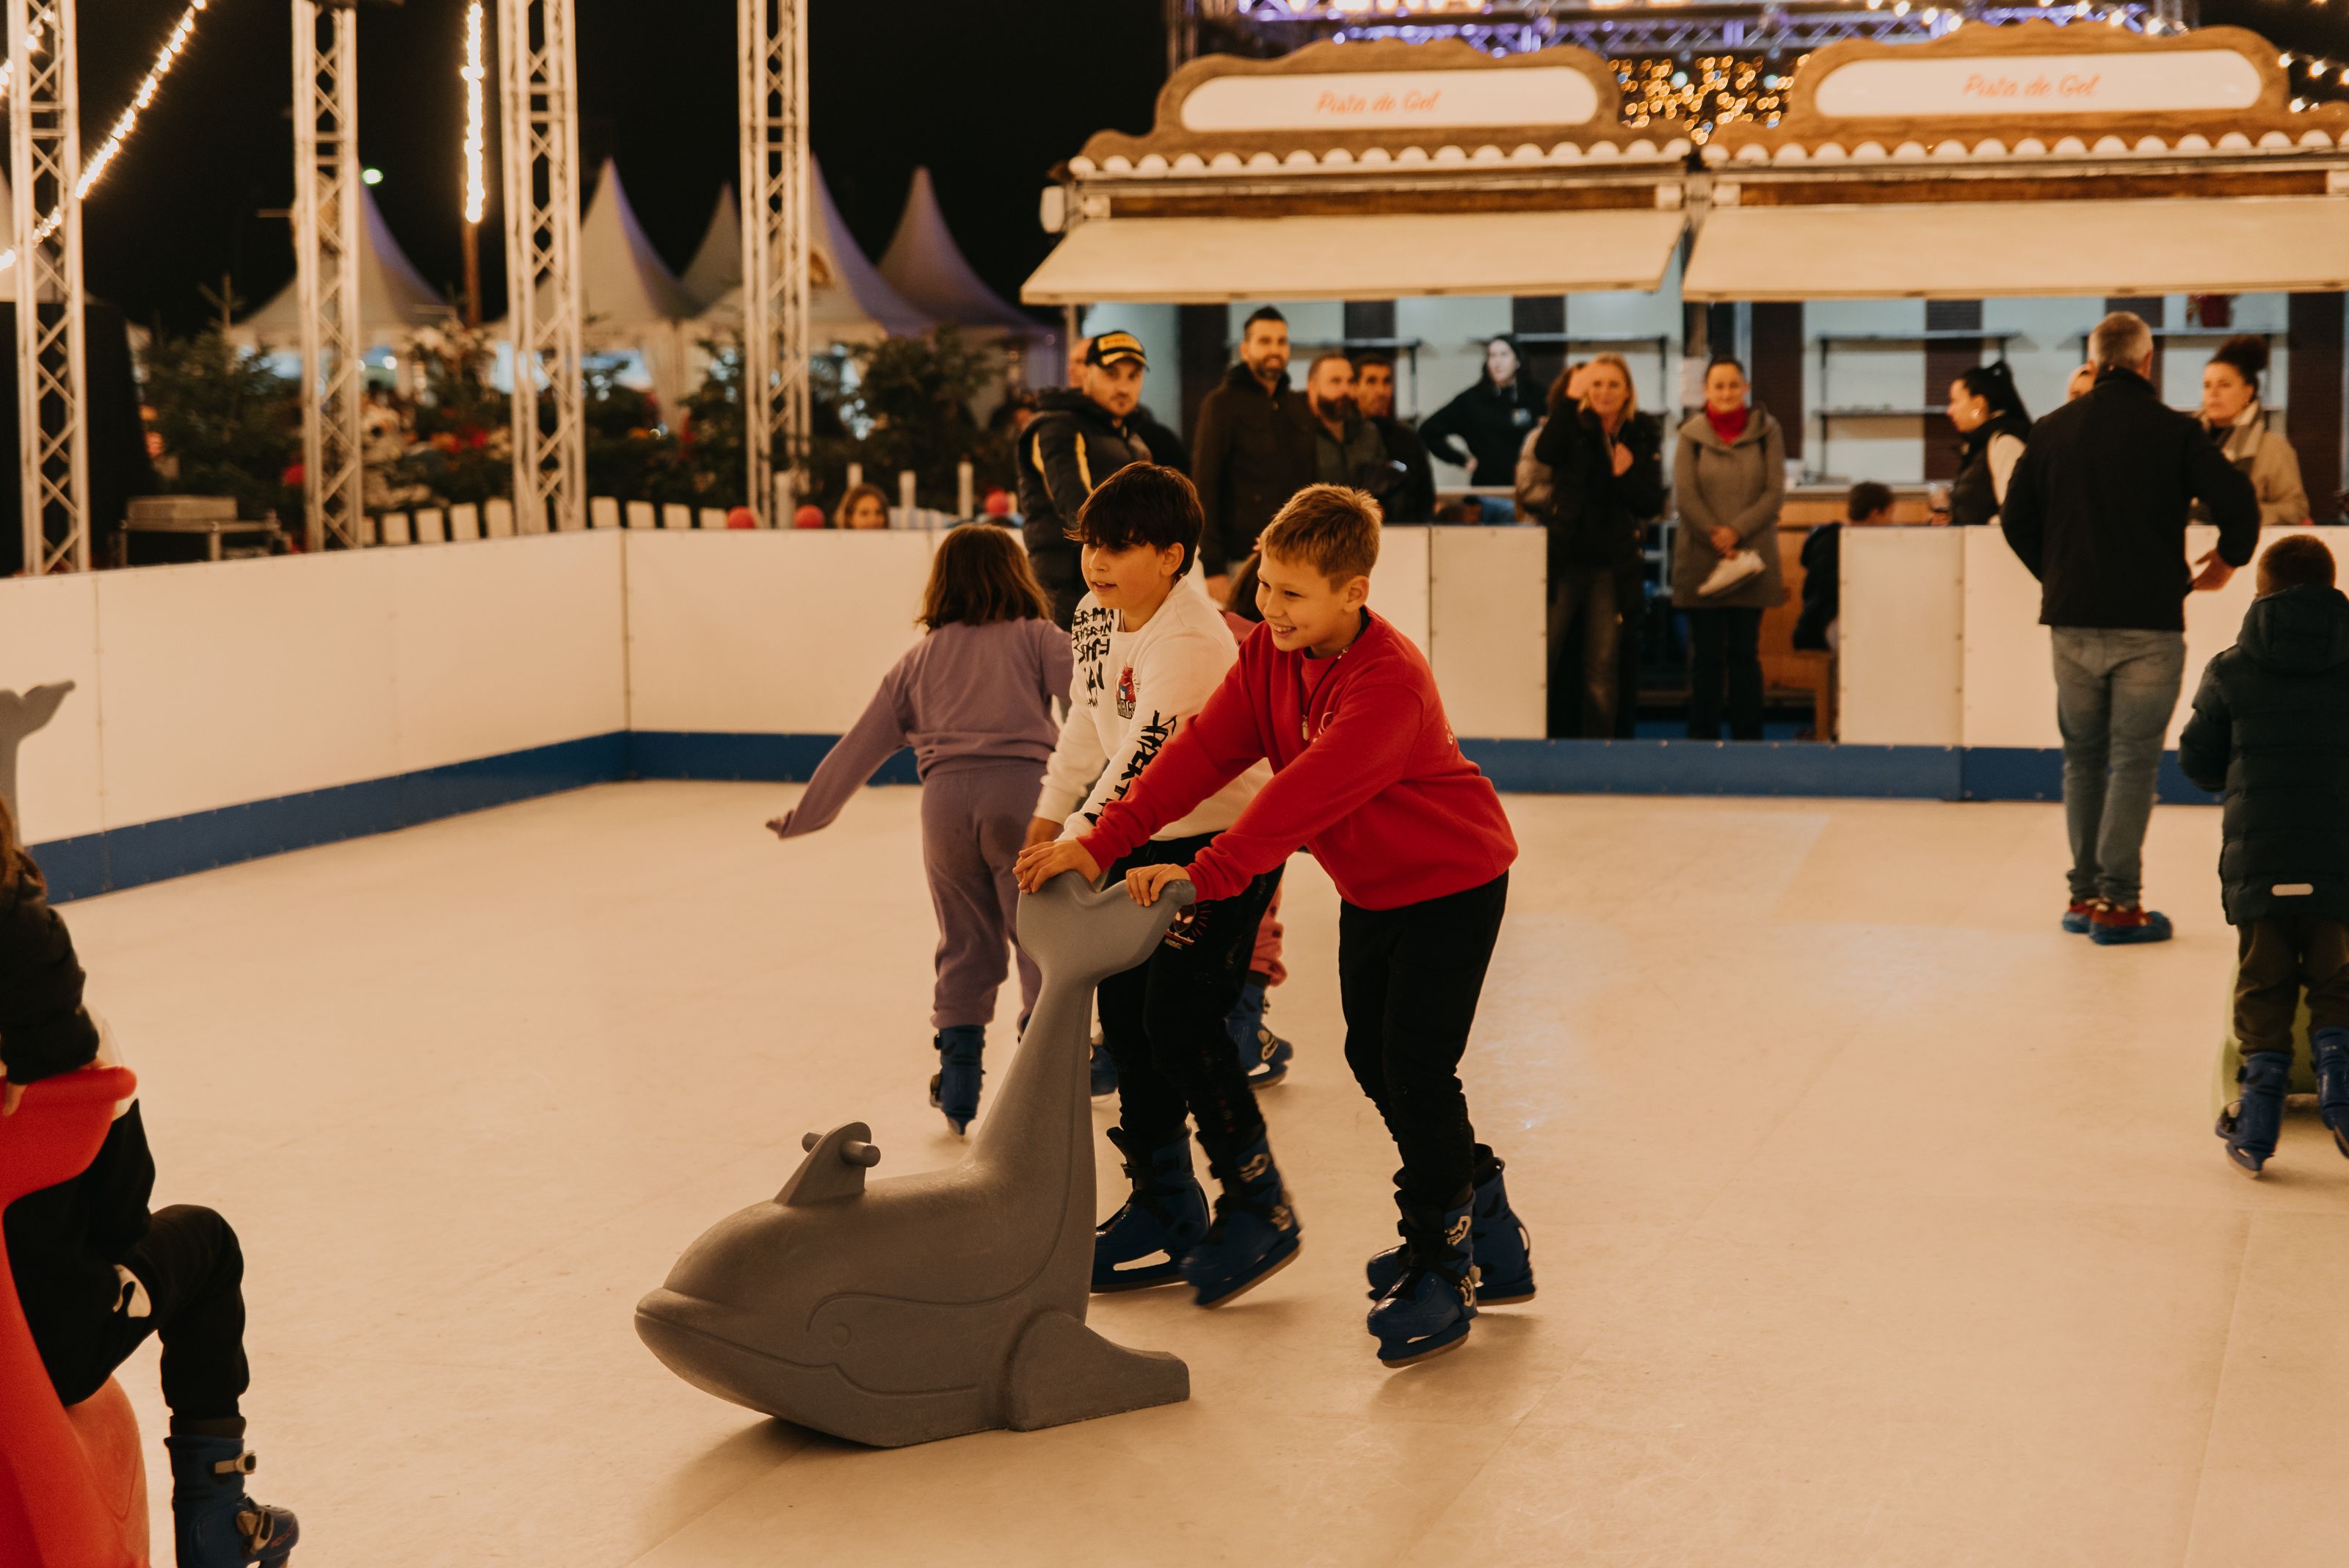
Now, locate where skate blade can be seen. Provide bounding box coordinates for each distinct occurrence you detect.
[1379,1329,1470,1370]
[1093,1266,1189,1295]
[1196,1241,1301,1309]
[1475,1286,1537,1307]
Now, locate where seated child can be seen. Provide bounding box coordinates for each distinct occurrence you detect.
[767,522,1072,1136]
[1014,463,1298,1308]
[2182,533,2349,1176]
[0,797,299,1567]
[1024,482,1530,1368]
[1793,480,1893,654]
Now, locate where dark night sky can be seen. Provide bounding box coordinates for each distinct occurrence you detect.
[83,0,1167,335]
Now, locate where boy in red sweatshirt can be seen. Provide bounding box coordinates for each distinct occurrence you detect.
[1015,484,1531,1368]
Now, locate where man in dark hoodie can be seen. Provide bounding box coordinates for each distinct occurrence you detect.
[2181,534,2349,1177]
[1191,306,1315,595]
[1352,354,1434,523]
[1017,330,1158,628]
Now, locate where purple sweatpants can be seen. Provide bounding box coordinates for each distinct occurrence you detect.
[922,760,1044,1031]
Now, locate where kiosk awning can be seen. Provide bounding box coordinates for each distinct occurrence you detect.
[1683,195,2349,301]
[1020,208,1686,305]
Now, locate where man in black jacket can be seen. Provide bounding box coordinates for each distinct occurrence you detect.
[2179,535,2349,1175]
[1017,330,1158,628]
[1353,355,1434,523]
[2001,311,2259,945]
[1191,306,1315,593]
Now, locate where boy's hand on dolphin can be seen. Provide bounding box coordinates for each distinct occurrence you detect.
[1014,838,1100,893]
[1124,863,1191,908]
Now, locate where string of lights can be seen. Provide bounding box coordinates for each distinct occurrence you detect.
[0,0,210,273]
[462,0,487,225]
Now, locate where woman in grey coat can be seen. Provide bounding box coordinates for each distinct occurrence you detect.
[1673,357,1786,740]
[2196,335,2308,529]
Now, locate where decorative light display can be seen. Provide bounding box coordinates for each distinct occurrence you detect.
[462,0,486,225]
[1618,54,1797,137]
[0,0,209,273]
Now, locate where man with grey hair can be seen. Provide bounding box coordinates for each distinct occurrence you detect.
[2001,311,2259,944]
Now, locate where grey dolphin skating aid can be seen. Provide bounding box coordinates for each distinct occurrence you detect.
[635,871,1194,1448]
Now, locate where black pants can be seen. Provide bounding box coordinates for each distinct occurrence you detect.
[1547,565,1624,740]
[1687,605,1765,741]
[2236,914,2349,1060]
[1339,873,1508,1211]
[1099,834,1280,1181]
[43,1204,248,1420]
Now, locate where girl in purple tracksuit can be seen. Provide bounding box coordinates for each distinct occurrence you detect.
[767,523,1072,1136]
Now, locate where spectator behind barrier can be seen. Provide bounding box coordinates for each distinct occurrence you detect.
[1302,354,1395,498]
[0,794,301,1566]
[2180,534,2349,1175]
[2197,334,2309,530]
[1016,331,1158,628]
[1672,357,1787,742]
[835,484,891,530]
[1946,362,2030,529]
[1351,355,1434,523]
[2000,309,2260,944]
[1191,307,1315,596]
[1794,481,1896,655]
[1419,335,1545,494]
[1533,353,1663,739]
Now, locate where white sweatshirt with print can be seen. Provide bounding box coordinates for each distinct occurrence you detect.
[1034,577,1271,842]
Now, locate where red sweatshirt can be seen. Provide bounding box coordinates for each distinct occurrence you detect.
[1079,611,1517,910]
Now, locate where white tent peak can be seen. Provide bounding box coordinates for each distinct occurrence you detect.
[879,166,1042,335]
[237,185,451,341]
[580,157,700,325]
[681,184,741,311]
[691,159,933,344]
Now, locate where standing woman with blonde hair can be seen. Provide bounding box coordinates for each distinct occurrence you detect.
[1532,352,1664,737]
[2198,334,2309,528]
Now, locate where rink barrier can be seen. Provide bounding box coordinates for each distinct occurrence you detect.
[35,735,625,904]
[29,731,2220,904]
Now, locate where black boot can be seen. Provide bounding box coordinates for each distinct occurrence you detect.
[166,1433,299,1567]
[2217,1052,2290,1177]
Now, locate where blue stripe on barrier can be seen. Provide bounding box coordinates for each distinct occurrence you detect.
[1461,738,1965,799]
[26,729,2219,905]
[32,732,627,904]
[624,730,921,785]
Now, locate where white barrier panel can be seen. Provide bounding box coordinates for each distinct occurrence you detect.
[1428,526,1545,740]
[1961,524,2349,749]
[625,531,945,734]
[0,575,104,845]
[1840,526,1964,746]
[1374,524,1431,661]
[391,532,627,773]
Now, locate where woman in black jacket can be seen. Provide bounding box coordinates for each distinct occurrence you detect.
[1531,352,1665,737]
[0,799,299,1567]
[1945,360,2030,529]
[1420,335,1547,495]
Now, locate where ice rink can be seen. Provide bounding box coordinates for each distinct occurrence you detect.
[61,779,2349,1566]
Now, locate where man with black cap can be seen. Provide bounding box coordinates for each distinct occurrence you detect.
[1017,330,1158,628]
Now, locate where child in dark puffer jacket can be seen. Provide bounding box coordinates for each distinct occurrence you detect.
[2180,534,2349,1178]
[0,795,299,1567]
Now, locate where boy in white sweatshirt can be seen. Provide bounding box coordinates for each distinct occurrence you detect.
[1019,463,1299,1309]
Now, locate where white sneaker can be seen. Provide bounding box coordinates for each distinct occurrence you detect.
[1698,549,1765,598]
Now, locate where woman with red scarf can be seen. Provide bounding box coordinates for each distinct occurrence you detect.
[1671,357,1787,741]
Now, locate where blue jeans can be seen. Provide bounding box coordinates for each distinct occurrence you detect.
[2050,627,2185,906]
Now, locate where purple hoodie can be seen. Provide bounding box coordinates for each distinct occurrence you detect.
[773,617,1073,838]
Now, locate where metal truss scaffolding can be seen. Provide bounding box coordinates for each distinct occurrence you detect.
[293,0,364,553]
[739,0,810,526]
[7,0,87,575]
[498,0,584,534]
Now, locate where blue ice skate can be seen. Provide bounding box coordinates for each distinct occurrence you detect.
[1365,1161,1534,1305]
[1226,976,1293,1087]
[166,1434,299,1568]
[1368,1197,1478,1368]
[1093,1128,1210,1292]
[2216,1052,2290,1177]
[2316,1028,2349,1160]
[1180,1132,1301,1307]
[929,1026,984,1136]
[1089,1032,1118,1100]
